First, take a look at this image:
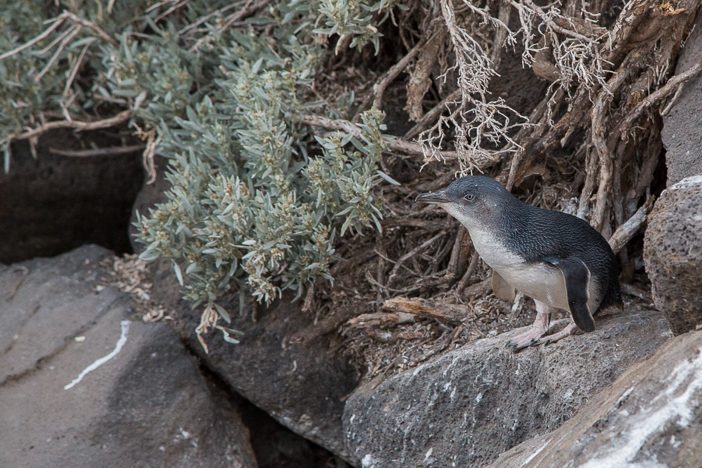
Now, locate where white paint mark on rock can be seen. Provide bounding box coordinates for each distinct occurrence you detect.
[64,320,131,390]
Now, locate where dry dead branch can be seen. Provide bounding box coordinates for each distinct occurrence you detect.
[13,110,133,141]
[48,144,145,157]
[609,198,655,254]
[382,296,470,324]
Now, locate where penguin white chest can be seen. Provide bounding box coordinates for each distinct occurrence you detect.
[465,225,524,269]
[466,226,571,310]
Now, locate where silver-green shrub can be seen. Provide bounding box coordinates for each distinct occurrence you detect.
[1,0,392,321]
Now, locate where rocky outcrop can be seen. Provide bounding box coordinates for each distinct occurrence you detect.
[0,131,143,263]
[644,175,702,334]
[661,12,702,185]
[491,330,702,467]
[175,296,360,463]
[0,246,257,468]
[343,311,672,467]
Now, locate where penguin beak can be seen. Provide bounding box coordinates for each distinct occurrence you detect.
[416,190,451,204]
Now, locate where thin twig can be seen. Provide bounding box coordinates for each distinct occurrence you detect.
[154,0,188,23]
[577,149,597,219]
[373,37,428,110]
[35,26,81,83]
[620,60,702,133]
[519,0,596,43]
[446,226,468,277]
[180,2,244,35]
[61,12,117,46]
[456,251,480,293]
[49,144,145,157]
[382,296,468,324]
[387,232,445,286]
[347,311,416,328]
[63,42,90,99]
[608,198,654,254]
[13,110,133,141]
[590,68,630,231]
[190,0,270,51]
[0,17,65,60]
[404,89,461,140]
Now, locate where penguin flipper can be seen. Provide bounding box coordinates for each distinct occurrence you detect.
[491,270,516,302]
[544,256,595,332]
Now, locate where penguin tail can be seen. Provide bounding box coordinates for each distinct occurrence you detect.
[597,279,623,314]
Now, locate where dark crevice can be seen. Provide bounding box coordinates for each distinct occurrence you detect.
[1,129,143,263]
[179,337,350,468]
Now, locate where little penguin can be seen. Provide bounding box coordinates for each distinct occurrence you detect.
[416,176,622,351]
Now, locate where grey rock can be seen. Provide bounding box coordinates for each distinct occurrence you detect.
[644,175,702,334]
[491,330,702,468]
[0,246,257,468]
[343,310,672,467]
[0,131,143,263]
[661,13,702,185]
[175,295,360,463]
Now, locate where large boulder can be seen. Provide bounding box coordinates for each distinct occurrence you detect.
[0,131,143,264]
[491,330,702,467]
[173,294,360,463]
[644,175,702,334]
[343,310,672,467]
[0,246,257,468]
[661,12,702,185]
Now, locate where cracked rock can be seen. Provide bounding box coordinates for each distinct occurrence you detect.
[0,246,257,468]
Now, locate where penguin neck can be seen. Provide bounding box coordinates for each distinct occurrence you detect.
[444,198,527,235]
[443,199,529,268]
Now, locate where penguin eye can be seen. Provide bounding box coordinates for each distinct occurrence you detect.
[463,193,476,202]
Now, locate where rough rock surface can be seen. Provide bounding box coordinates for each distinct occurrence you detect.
[644,175,702,334]
[661,13,702,185]
[491,330,702,468]
[0,131,143,263]
[173,293,360,463]
[343,311,672,467]
[0,246,257,468]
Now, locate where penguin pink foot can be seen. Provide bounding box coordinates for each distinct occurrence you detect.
[506,302,550,351]
[533,323,578,346]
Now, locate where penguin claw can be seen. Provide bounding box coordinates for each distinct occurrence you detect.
[507,328,548,352]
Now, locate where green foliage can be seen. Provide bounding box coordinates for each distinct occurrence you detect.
[0,0,398,317]
[315,0,403,51]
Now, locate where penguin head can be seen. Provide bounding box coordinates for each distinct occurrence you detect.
[416,176,516,229]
